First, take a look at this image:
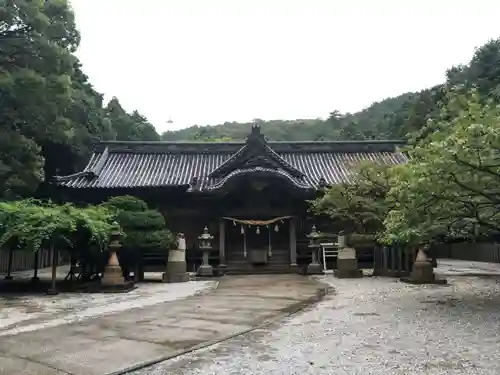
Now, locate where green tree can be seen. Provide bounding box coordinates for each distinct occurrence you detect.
[105,98,159,141]
[0,1,161,198]
[382,88,500,245]
[0,131,43,199]
[0,199,113,252]
[311,161,393,235]
[0,0,80,195]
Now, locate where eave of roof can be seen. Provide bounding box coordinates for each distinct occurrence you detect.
[204,167,312,193]
[92,139,406,154]
[54,150,408,190]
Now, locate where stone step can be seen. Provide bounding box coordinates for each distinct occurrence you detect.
[223,263,297,275]
[224,267,296,275]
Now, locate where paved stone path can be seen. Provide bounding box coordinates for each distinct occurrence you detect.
[436,259,500,276]
[135,265,500,374]
[0,275,324,375]
[0,280,215,336]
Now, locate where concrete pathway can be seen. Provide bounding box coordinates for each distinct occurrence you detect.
[436,258,500,276]
[0,275,324,375]
[0,281,215,336]
[134,272,500,375]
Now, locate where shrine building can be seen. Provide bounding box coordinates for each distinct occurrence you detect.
[54,125,407,274]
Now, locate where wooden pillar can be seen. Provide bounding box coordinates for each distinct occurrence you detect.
[289,217,297,266]
[219,219,226,267]
[32,250,39,281]
[47,243,58,295]
[4,248,13,280]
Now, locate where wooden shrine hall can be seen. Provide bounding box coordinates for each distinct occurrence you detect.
[54,125,407,274]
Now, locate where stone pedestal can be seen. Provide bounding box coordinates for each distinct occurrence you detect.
[162,252,190,282]
[306,249,323,275]
[197,249,213,277]
[401,248,447,285]
[102,251,126,286]
[101,225,135,292]
[334,247,363,278]
[99,247,135,293]
[163,234,190,283]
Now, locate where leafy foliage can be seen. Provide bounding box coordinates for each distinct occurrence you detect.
[382,88,500,245]
[308,39,500,247]
[105,98,159,142]
[0,1,160,199]
[104,196,174,251]
[314,85,500,247]
[0,199,114,252]
[310,162,394,235]
[104,195,148,212]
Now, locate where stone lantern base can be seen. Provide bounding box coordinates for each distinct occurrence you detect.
[334,247,363,278]
[306,262,323,275]
[101,265,135,292]
[400,249,447,285]
[197,264,214,277]
[100,252,135,292]
[102,264,125,286]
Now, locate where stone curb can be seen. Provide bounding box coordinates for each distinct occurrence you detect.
[105,277,331,375]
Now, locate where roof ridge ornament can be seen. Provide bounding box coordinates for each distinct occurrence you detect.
[247,124,266,144]
[208,125,305,179]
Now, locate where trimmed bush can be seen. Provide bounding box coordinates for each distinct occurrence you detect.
[104,196,174,252]
[104,195,148,212]
[347,233,377,248]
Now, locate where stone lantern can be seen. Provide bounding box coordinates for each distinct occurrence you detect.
[401,242,446,285]
[306,225,323,274]
[102,222,129,289]
[197,226,214,277]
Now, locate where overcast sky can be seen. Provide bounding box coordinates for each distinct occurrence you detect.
[71,0,500,133]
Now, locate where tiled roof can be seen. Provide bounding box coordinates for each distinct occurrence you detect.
[55,127,407,191]
[55,148,407,190]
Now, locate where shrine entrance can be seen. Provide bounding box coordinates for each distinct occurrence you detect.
[223,216,292,273]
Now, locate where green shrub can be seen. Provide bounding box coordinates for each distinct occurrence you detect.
[0,199,114,252]
[104,195,148,212]
[116,210,166,230]
[103,196,174,252]
[123,230,173,249]
[347,233,377,248]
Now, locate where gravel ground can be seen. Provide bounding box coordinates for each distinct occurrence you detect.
[134,275,500,375]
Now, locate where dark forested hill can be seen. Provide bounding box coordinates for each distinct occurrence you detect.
[161,93,415,142]
[162,38,500,142]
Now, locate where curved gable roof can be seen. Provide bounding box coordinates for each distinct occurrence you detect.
[54,126,407,190]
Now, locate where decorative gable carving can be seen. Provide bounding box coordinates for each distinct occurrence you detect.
[209,125,305,179]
